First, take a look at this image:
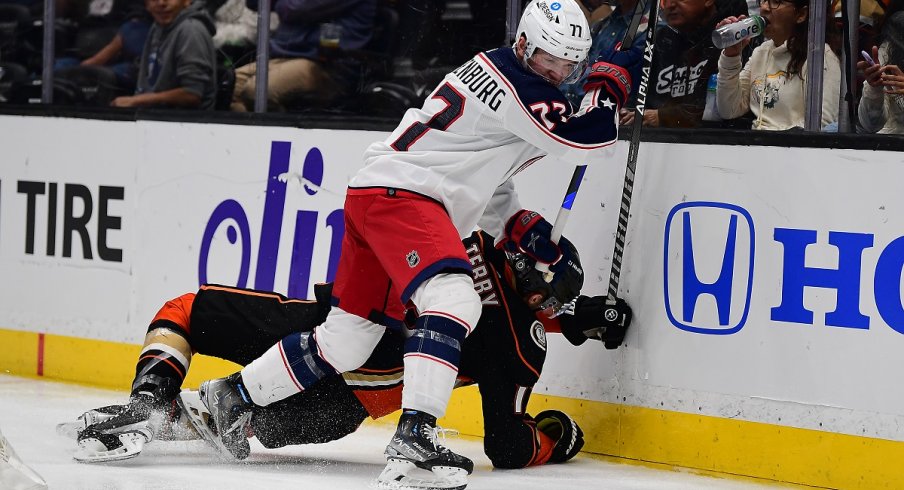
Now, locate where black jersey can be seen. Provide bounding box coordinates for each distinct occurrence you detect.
[181,230,563,467]
[457,230,553,467]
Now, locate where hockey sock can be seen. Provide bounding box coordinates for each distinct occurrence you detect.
[241,331,338,406]
[401,314,468,417]
[131,293,195,401]
[131,327,191,402]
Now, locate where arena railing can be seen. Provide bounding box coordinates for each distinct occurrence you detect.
[1,0,901,150]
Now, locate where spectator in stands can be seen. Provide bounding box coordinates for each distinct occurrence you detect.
[857,3,903,134]
[56,0,146,25]
[52,0,147,66]
[561,0,649,107]
[715,0,842,130]
[825,0,886,109]
[832,0,886,58]
[229,0,376,112]
[110,0,217,109]
[55,13,151,92]
[212,0,278,64]
[622,0,749,127]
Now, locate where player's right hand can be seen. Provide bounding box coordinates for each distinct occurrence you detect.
[582,61,631,110]
[548,236,581,278]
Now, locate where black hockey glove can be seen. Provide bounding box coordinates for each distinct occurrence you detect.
[535,410,584,463]
[559,296,632,349]
[503,210,573,273]
[582,61,632,110]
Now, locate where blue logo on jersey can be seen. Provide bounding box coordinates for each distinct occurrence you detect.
[663,201,755,335]
[197,141,344,298]
[550,2,562,10]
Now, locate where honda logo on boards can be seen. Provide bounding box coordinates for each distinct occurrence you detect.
[663,202,755,335]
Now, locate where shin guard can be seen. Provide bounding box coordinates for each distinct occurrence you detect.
[241,331,338,406]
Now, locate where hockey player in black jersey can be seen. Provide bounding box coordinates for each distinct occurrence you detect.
[62,228,632,475]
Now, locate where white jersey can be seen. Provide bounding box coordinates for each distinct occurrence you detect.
[350,47,620,239]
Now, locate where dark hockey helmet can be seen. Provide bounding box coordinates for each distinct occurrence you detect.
[507,240,584,317]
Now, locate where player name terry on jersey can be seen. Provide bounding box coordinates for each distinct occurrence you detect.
[451,58,508,112]
[464,240,500,306]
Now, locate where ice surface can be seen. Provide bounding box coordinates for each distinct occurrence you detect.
[0,375,787,490]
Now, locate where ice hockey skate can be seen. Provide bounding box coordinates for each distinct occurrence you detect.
[69,393,161,463]
[374,410,473,490]
[56,403,127,440]
[61,382,198,464]
[177,373,252,461]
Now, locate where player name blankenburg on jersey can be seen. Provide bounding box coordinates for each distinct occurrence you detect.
[452,59,507,112]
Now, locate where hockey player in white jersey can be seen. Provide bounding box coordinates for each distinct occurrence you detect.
[192,1,632,488]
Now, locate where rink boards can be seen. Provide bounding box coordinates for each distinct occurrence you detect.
[1,115,903,488]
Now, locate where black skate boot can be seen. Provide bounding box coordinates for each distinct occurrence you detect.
[71,377,181,463]
[178,372,252,460]
[376,410,473,490]
[57,403,128,440]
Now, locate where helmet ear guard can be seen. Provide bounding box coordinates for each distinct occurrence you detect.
[507,240,584,317]
[514,0,592,84]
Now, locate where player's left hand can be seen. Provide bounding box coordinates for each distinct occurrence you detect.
[535,410,584,463]
[598,297,632,349]
[560,296,632,348]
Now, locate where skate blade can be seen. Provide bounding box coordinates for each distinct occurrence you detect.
[73,432,147,463]
[372,458,468,490]
[176,389,247,461]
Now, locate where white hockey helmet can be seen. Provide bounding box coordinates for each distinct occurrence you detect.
[515,0,592,84]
